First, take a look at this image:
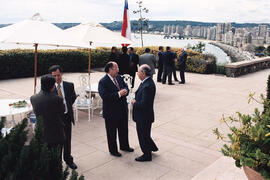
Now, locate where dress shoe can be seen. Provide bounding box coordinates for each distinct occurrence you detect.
[162,82,166,84]
[151,147,159,152]
[135,154,152,162]
[67,162,78,169]
[157,80,162,83]
[168,83,175,85]
[120,147,134,152]
[179,81,185,84]
[110,151,122,157]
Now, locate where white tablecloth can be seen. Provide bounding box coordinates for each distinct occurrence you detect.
[0,99,32,117]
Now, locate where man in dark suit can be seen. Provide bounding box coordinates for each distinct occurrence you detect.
[109,46,119,64]
[98,61,134,157]
[157,46,165,82]
[178,49,188,84]
[30,74,65,158]
[128,47,139,88]
[162,46,175,85]
[132,64,158,162]
[48,65,77,169]
[118,46,130,75]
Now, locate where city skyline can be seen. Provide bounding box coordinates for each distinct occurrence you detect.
[0,0,270,24]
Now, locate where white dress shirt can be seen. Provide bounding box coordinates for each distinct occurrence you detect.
[56,81,68,114]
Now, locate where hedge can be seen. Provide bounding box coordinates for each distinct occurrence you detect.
[0,48,110,80]
[0,46,216,80]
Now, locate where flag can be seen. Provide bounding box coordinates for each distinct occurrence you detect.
[121,0,131,46]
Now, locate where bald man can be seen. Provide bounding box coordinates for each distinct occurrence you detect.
[132,65,158,162]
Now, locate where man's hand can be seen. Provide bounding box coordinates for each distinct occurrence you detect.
[119,89,128,96]
[131,99,136,105]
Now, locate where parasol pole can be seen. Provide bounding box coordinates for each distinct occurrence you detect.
[88,41,93,88]
[34,43,38,94]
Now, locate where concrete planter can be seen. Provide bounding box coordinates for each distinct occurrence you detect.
[243,166,265,180]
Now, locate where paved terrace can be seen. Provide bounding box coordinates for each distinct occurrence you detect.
[0,69,269,180]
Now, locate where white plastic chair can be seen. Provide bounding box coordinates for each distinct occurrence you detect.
[74,96,94,122]
[121,74,134,121]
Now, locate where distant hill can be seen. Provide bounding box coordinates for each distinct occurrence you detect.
[0,21,269,32]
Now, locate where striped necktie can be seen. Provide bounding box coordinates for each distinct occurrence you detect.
[113,78,120,90]
[57,85,63,97]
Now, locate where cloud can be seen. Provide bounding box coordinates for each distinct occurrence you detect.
[0,0,269,23]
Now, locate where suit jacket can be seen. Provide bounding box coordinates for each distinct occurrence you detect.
[109,52,119,64]
[157,51,165,67]
[178,51,187,70]
[98,74,129,120]
[133,77,156,123]
[118,53,130,75]
[30,91,65,144]
[163,51,175,67]
[139,53,156,75]
[54,81,77,124]
[129,53,139,73]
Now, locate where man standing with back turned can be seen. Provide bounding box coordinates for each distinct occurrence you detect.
[30,74,65,159]
[98,61,134,157]
[49,65,77,169]
[132,64,158,162]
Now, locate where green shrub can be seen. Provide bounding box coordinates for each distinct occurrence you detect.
[213,94,270,179]
[0,46,217,80]
[0,48,110,80]
[0,117,84,180]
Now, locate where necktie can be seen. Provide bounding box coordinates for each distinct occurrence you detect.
[57,85,63,97]
[113,78,120,90]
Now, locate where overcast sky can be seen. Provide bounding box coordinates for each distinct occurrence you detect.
[0,0,270,24]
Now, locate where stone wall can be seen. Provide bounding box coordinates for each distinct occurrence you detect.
[225,57,270,77]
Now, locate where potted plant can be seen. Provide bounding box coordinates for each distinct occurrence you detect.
[213,93,270,180]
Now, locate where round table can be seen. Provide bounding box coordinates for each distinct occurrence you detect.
[0,99,32,125]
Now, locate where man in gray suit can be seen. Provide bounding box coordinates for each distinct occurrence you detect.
[30,74,65,158]
[139,48,156,76]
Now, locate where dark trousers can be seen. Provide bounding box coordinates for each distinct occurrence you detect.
[62,114,73,164]
[172,65,178,81]
[162,66,173,84]
[157,63,163,82]
[180,70,185,83]
[136,121,157,157]
[105,117,130,153]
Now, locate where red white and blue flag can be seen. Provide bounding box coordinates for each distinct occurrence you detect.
[121,0,131,46]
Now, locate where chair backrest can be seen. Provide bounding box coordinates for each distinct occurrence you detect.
[75,96,94,108]
[121,74,133,90]
[79,74,90,87]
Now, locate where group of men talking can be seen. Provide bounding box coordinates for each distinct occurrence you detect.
[30,63,158,167]
[30,45,187,168]
[157,46,187,85]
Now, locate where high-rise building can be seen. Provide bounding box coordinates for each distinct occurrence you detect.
[185,25,192,36]
[171,25,176,34]
[225,22,232,33]
[258,24,267,41]
[216,23,225,41]
[163,25,168,34]
[243,32,252,44]
[207,26,216,40]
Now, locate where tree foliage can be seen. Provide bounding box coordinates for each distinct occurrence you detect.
[0,117,84,180]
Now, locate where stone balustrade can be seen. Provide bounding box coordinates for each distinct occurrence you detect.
[225,57,270,77]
